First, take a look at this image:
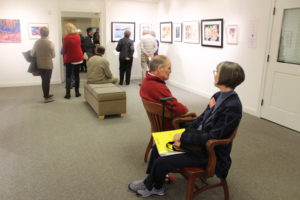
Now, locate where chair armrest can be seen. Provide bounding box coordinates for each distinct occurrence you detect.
[172,116,197,129]
[179,112,197,118]
[205,138,233,177]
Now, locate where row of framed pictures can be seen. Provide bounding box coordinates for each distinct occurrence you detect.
[0,19,49,43]
[160,19,237,48]
[111,19,238,48]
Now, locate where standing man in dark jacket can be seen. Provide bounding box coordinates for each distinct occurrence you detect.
[116,30,134,85]
[84,27,95,59]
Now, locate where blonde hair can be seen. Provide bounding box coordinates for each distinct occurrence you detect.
[64,23,77,35]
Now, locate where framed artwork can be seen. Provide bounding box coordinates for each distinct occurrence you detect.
[226,25,238,45]
[0,19,21,43]
[201,18,223,48]
[183,21,200,43]
[173,23,182,42]
[111,22,135,42]
[140,23,152,38]
[28,23,49,39]
[160,22,172,43]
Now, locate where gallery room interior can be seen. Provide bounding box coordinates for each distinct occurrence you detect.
[0,0,299,200]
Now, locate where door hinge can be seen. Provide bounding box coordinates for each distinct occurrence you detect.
[261,99,264,106]
[267,55,270,62]
[273,7,276,15]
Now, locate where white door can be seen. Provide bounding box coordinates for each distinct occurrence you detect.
[262,0,300,132]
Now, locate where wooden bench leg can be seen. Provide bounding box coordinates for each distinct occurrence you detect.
[99,115,105,120]
[120,113,126,118]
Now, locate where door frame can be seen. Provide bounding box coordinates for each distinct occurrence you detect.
[259,0,277,117]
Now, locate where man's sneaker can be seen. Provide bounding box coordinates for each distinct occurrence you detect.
[128,179,146,192]
[136,187,165,197]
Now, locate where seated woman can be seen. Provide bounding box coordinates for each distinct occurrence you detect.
[129,61,245,197]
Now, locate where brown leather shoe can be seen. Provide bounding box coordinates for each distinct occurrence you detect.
[44,98,54,103]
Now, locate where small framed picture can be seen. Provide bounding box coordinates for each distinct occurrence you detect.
[173,23,182,42]
[28,23,49,39]
[160,22,172,43]
[201,18,223,48]
[183,21,200,43]
[226,25,238,45]
[140,23,152,38]
[111,22,135,42]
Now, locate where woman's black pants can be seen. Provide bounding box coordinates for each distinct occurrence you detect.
[143,145,207,190]
[39,69,52,98]
[65,63,80,93]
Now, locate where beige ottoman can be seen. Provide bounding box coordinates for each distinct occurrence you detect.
[84,83,126,119]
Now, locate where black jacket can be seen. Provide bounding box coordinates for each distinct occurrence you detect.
[116,37,134,60]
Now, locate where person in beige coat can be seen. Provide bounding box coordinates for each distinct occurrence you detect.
[31,26,55,103]
[87,46,118,84]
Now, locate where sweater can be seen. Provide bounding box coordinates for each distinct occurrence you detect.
[87,55,113,83]
[31,38,55,70]
[140,72,188,130]
[62,34,84,63]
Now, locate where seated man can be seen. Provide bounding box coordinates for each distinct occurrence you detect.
[140,55,188,130]
[87,46,118,84]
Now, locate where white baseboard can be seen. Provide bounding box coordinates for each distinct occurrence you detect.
[0,80,61,88]
[168,80,260,117]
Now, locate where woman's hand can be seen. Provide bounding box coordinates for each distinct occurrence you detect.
[173,134,182,147]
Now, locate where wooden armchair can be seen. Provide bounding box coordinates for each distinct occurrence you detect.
[141,98,196,162]
[173,117,238,200]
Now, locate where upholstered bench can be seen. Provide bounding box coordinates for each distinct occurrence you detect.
[84,83,126,119]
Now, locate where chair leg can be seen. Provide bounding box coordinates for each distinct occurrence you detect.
[144,136,153,162]
[221,179,229,200]
[186,176,196,200]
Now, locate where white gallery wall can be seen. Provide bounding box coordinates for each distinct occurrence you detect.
[157,0,274,116]
[104,0,158,79]
[0,0,61,87]
[0,0,276,117]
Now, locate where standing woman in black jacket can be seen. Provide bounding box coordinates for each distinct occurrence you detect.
[116,30,135,85]
[128,61,245,197]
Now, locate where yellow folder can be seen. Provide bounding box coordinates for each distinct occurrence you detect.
[152,128,186,156]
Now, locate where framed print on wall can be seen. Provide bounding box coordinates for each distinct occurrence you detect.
[140,23,152,38]
[173,23,182,42]
[28,23,49,39]
[226,25,238,45]
[160,22,172,43]
[201,18,223,48]
[111,22,135,42]
[183,21,200,43]
[0,19,21,43]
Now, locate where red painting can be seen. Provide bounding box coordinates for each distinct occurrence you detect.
[0,19,21,43]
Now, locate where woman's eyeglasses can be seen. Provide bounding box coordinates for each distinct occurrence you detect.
[213,70,217,75]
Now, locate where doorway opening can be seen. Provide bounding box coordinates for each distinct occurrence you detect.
[60,11,100,82]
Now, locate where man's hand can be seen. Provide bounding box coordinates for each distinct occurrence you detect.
[125,57,131,61]
[173,134,182,147]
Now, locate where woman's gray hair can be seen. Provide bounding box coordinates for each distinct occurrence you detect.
[149,55,168,72]
[216,61,245,89]
[40,26,49,37]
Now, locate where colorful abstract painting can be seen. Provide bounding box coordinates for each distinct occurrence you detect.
[0,19,21,43]
[28,23,49,39]
[201,19,223,48]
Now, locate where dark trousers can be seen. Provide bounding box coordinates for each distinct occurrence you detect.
[66,63,80,92]
[119,58,133,85]
[80,60,87,72]
[39,69,52,98]
[143,145,207,190]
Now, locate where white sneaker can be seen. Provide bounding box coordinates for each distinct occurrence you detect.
[136,187,165,197]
